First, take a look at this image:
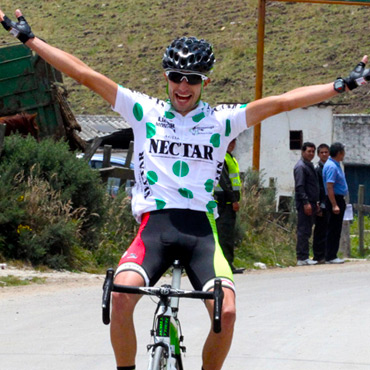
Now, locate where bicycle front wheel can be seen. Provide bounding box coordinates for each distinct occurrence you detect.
[149,346,167,370]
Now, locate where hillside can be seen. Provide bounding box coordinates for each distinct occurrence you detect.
[1,0,369,114]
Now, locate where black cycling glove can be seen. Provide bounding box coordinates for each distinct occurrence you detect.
[344,61,370,90]
[1,14,34,43]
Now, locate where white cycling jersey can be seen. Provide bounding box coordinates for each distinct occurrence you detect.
[113,85,248,222]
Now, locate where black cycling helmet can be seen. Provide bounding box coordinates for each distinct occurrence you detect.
[162,36,215,74]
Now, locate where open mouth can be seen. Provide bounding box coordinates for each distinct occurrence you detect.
[175,93,192,102]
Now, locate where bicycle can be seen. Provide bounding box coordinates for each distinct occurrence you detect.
[102,260,224,370]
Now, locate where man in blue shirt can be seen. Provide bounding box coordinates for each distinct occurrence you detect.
[312,143,330,263]
[323,142,348,264]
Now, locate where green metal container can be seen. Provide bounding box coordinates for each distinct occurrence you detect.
[0,42,64,137]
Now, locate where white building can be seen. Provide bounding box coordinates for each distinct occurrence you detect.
[235,107,370,208]
[235,106,333,209]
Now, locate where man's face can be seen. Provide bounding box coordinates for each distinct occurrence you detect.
[164,72,210,116]
[227,140,236,153]
[318,147,329,163]
[302,146,315,162]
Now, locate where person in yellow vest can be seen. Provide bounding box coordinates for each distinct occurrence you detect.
[214,139,245,274]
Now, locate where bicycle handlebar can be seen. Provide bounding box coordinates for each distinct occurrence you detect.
[101,268,223,333]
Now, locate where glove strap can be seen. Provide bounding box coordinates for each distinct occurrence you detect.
[344,62,368,90]
[1,14,35,44]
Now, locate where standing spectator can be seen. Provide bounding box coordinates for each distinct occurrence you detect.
[312,143,330,263]
[294,142,320,266]
[214,139,245,274]
[323,142,348,264]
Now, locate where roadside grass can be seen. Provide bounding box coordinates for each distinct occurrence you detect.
[234,169,296,269]
[350,215,370,259]
[0,275,46,287]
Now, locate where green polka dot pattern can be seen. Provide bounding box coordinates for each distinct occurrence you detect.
[192,112,206,123]
[172,161,189,177]
[178,188,194,199]
[210,133,221,148]
[147,171,158,185]
[204,179,214,193]
[155,199,166,210]
[133,102,144,121]
[206,201,217,213]
[165,111,175,119]
[146,122,156,138]
[225,119,231,137]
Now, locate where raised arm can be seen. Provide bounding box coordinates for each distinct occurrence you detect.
[246,55,369,128]
[0,9,118,106]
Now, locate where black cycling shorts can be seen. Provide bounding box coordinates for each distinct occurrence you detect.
[116,209,234,291]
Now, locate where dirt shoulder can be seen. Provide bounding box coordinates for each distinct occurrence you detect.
[0,264,104,297]
[1,259,369,297]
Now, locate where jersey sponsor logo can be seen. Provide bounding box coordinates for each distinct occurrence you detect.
[138,151,152,199]
[190,125,216,135]
[149,138,213,161]
[164,134,180,141]
[155,117,176,132]
[214,103,239,111]
[215,161,223,183]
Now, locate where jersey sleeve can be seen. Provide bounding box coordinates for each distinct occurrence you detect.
[112,85,154,129]
[213,103,248,141]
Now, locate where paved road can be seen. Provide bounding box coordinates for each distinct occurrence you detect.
[1,261,370,370]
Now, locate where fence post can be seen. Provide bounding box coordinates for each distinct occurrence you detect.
[102,145,112,168]
[358,184,365,257]
[340,193,351,257]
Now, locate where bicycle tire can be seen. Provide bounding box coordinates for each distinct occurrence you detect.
[150,346,166,370]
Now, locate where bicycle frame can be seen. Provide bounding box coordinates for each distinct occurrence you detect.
[147,261,184,370]
[102,260,224,370]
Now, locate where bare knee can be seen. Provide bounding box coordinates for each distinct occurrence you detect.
[206,289,236,332]
[221,302,236,331]
[112,291,138,314]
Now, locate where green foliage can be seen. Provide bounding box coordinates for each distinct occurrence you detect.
[0,135,109,268]
[235,169,296,268]
[0,134,140,270]
[94,189,138,267]
[0,135,107,248]
[0,275,46,287]
[350,215,370,258]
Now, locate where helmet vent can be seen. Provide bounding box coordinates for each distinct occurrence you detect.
[162,36,215,73]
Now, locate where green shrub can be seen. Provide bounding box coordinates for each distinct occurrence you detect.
[350,215,370,258]
[94,189,138,267]
[235,169,296,268]
[0,135,107,248]
[0,135,111,268]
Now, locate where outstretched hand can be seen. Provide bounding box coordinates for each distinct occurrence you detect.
[0,8,35,43]
[344,55,369,90]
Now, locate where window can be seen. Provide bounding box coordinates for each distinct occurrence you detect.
[289,130,302,150]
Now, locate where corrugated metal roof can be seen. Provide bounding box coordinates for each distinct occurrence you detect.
[76,115,131,142]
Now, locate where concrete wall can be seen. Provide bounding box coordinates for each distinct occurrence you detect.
[235,106,333,205]
[333,114,370,165]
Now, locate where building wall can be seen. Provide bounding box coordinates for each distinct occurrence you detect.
[235,106,333,206]
[334,114,370,204]
[333,114,370,165]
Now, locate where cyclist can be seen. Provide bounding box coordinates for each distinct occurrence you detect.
[1,8,368,370]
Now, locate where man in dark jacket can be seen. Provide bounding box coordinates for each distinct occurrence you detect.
[312,143,330,263]
[294,142,320,266]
